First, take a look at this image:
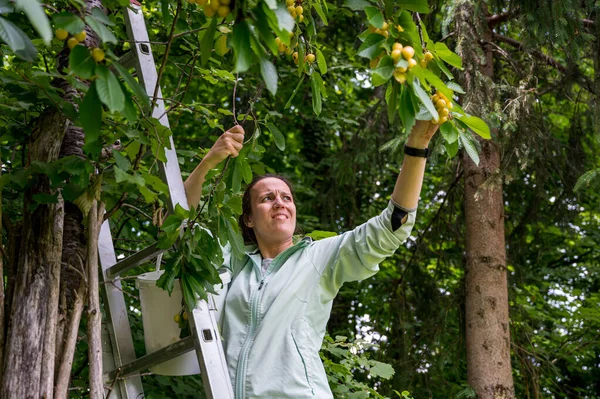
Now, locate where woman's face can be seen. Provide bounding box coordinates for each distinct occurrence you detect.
[246,177,297,245]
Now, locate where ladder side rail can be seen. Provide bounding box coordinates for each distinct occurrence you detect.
[186,294,235,399]
[99,220,145,399]
[105,242,164,278]
[124,5,187,214]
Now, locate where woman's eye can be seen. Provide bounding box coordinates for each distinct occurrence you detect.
[284,196,292,201]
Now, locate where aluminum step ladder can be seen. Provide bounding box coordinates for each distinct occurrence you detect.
[98,3,234,398]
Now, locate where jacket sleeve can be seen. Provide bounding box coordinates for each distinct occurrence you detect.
[306,201,416,299]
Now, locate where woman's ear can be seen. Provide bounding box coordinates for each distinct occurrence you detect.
[244,214,254,228]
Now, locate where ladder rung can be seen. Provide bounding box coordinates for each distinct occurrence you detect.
[105,336,195,381]
[104,242,163,278]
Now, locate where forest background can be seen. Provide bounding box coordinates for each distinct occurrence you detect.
[0,0,598,397]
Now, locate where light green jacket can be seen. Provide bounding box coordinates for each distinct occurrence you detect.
[221,202,416,399]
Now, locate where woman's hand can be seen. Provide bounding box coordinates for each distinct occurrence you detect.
[202,125,245,169]
[406,120,440,149]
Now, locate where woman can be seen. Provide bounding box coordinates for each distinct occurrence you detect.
[184,121,438,398]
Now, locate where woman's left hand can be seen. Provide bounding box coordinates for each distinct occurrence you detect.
[406,120,440,148]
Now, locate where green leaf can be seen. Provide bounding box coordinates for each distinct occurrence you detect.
[0,16,37,61]
[69,45,96,79]
[311,74,322,116]
[232,21,252,73]
[0,0,14,13]
[370,360,395,379]
[95,65,125,112]
[411,79,438,121]
[434,42,462,69]
[260,58,278,96]
[85,15,117,44]
[356,33,386,59]
[364,7,384,29]
[460,131,480,166]
[439,121,459,143]
[240,159,252,184]
[420,67,453,99]
[385,83,397,124]
[264,122,285,151]
[274,4,295,32]
[80,83,103,159]
[312,2,328,25]
[53,12,85,34]
[372,56,394,86]
[445,138,459,157]
[112,149,131,170]
[316,48,327,75]
[156,258,181,295]
[231,158,242,193]
[15,0,51,45]
[224,195,243,214]
[455,114,491,139]
[284,76,305,109]
[157,230,180,250]
[446,81,465,94]
[112,61,151,113]
[395,0,430,13]
[398,85,416,133]
[162,214,184,234]
[225,217,245,259]
[90,7,114,26]
[200,18,217,67]
[342,0,372,11]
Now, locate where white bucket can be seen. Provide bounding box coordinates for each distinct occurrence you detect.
[136,270,231,376]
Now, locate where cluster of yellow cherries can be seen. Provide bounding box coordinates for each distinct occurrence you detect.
[431,90,453,124]
[286,0,305,23]
[391,42,416,84]
[55,29,105,62]
[189,0,231,18]
[274,34,315,65]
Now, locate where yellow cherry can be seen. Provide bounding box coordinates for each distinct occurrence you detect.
[204,5,216,16]
[420,59,428,68]
[174,314,181,323]
[67,37,79,49]
[391,49,402,62]
[431,94,440,103]
[408,58,417,68]
[436,99,447,109]
[305,53,316,63]
[55,29,68,41]
[74,31,86,42]
[392,42,403,51]
[424,51,434,62]
[295,5,303,15]
[393,69,407,84]
[217,5,230,17]
[401,46,415,60]
[91,48,105,62]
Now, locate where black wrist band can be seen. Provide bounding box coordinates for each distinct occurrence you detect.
[404,145,429,158]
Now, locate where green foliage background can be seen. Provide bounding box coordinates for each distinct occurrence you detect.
[0,0,599,397]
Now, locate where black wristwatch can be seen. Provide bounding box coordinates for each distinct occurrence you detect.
[404,145,429,158]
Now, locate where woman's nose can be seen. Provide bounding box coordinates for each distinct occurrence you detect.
[273,197,283,208]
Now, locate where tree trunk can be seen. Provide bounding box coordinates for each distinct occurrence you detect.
[0,111,67,398]
[455,1,515,398]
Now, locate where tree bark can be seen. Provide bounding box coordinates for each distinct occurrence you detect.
[87,200,105,398]
[54,280,86,399]
[0,111,67,399]
[455,1,515,398]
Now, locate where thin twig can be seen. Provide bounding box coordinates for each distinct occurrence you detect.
[122,203,152,220]
[150,0,182,112]
[414,13,426,52]
[232,72,239,125]
[172,26,208,39]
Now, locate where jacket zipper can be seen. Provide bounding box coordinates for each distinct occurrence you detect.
[235,276,265,399]
[234,240,309,399]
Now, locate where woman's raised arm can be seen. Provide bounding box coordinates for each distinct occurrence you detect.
[184,125,245,207]
[391,120,439,215]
